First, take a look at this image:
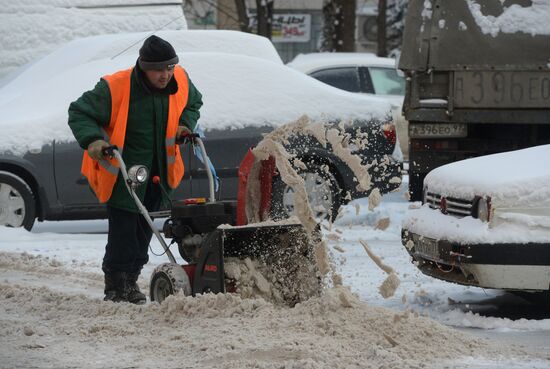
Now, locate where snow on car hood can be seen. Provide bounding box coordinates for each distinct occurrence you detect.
[404,145,550,244]
[0,51,391,156]
[424,144,550,208]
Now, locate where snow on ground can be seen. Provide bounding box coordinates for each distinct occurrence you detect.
[1,179,550,368]
[334,187,550,331]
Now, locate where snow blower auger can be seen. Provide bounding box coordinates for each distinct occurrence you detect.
[102,134,321,306]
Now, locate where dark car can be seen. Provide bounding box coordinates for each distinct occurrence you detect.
[287,53,409,161]
[0,32,401,230]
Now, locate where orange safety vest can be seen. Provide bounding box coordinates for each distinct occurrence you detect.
[81,66,189,203]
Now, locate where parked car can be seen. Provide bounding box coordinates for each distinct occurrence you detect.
[287,52,408,161]
[0,31,401,230]
[402,145,550,295]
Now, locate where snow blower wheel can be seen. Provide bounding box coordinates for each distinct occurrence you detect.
[149,263,192,303]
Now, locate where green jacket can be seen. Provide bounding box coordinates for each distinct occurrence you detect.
[68,63,203,212]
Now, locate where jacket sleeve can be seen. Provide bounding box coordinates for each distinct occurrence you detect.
[180,73,203,132]
[68,79,112,150]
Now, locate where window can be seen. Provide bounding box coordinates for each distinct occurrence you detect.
[367,67,405,96]
[309,67,361,93]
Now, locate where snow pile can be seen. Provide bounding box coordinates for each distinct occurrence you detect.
[224,255,321,306]
[0,253,539,369]
[2,181,550,367]
[0,0,187,79]
[467,0,550,37]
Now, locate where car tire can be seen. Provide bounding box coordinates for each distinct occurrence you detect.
[271,163,342,222]
[0,171,36,231]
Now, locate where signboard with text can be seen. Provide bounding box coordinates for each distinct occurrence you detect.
[271,14,311,43]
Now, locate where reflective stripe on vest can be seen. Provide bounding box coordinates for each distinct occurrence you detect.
[80,66,189,203]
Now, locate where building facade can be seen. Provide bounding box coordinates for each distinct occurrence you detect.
[184,0,379,63]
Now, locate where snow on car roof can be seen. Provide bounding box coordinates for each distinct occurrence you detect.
[0,0,188,79]
[287,53,397,74]
[0,50,391,156]
[0,30,283,100]
[424,144,550,206]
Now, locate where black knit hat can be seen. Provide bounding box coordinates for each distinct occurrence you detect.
[138,35,179,70]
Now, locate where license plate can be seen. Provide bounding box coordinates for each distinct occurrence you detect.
[454,71,550,108]
[415,237,439,260]
[409,123,467,138]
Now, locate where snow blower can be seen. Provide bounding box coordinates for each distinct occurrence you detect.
[102,134,320,305]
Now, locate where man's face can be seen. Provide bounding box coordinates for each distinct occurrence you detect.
[144,66,175,89]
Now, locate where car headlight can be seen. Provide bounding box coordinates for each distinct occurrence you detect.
[128,165,149,185]
[476,196,492,222]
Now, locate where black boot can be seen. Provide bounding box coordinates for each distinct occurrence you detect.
[126,271,146,305]
[104,271,128,302]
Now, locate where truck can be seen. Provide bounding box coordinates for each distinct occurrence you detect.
[398,0,550,200]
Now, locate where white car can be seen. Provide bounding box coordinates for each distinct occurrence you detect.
[287,52,408,160]
[402,145,550,294]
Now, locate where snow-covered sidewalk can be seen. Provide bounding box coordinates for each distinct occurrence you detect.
[1,183,550,368]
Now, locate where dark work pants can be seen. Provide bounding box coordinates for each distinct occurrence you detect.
[102,183,161,273]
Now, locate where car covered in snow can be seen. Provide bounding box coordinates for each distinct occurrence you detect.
[287,52,408,160]
[0,30,401,230]
[402,145,550,294]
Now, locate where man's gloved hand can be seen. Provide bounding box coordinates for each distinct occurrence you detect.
[87,139,110,161]
[176,125,193,144]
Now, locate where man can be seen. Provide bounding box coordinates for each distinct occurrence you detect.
[68,35,203,304]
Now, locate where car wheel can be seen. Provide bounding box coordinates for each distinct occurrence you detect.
[0,172,36,231]
[271,164,342,221]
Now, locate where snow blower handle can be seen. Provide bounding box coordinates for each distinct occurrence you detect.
[101,145,118,159]
[176,134,216,203]
[194,137,216,203]
[175,132,199,145]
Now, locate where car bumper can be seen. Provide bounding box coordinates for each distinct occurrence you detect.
[402,229,550,291]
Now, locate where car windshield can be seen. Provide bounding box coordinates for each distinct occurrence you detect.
[369,67,405,96]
